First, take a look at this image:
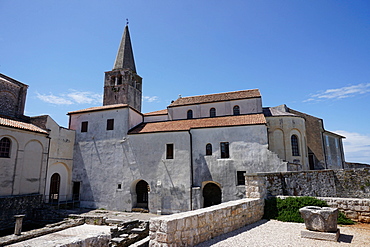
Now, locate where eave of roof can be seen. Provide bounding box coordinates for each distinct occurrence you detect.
[0,116,48,134]
[324,130,346,139]
[129,114,266,134]
[169,89,261,107]
[144,109,168,116]
[67,104,131,115]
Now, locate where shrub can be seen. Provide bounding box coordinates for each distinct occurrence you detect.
[263,196,354,225]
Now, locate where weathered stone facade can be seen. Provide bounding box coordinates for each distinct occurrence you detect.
[0,74,28,118]
[245,168,370,222]
[246,168,370,199]
[333,168,370,198]
[149,198,264,246]
[0,194,43,231]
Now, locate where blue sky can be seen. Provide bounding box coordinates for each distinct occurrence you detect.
[1,0,369,163]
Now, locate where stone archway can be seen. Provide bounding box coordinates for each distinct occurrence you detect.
[135,180,149,209]
[203,182,222,208]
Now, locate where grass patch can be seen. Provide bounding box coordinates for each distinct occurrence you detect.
[263,196,354,225]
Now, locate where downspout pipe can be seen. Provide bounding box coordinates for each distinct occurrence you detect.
[188,129,194,210]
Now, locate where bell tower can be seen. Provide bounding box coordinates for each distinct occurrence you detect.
[103,24,142,112]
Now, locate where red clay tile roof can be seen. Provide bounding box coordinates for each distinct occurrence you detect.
[144,109,168,116]
[129,114,266,134]
[169,89,261,107]
[0,116,48,134]
[68,104,129,115]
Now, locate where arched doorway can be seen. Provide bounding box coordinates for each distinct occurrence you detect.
[136,180,149,209]
[203,183,221,208]
[49,173,60,203]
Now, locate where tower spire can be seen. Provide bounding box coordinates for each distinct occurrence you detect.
[113,23,136,72]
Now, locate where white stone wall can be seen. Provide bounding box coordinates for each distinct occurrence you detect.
[144,114,168,123]
[168,98,262,120]
[70,107,133,210]
[323,133,345,170]
[129,131,192,214]
[44,116,75,202]
[149,198,264,246]
[0,127,49,196]
[191,125,286,208]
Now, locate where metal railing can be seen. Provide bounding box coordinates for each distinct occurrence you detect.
[44,194,80,209]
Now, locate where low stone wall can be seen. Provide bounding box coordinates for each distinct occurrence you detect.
[149,198,264,246]
[245,168,370,199]
[319,197,370,223]
[0,194,43,230]
[276,196,370,223]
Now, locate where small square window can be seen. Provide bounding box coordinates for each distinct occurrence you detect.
[81,121,88,132]
[107,119,114,130]
[237,171,246,185]
[117,183,122,189]
[220,142,229,158]
[166,143,174,159]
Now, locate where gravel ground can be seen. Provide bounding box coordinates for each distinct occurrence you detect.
[195,220,370,247]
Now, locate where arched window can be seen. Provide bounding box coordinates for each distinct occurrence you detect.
[291,135,300,156]
[210,108,216,118]
[187,110,193,119]
[233,105,240,115]
[0,137,11,158]
[206,143,212,155]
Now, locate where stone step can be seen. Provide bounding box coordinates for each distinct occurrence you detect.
[131,228,146,233]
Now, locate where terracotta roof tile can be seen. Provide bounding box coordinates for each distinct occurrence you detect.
[169,89,261,107]
[144,109,168,116]
[0,116,48,134]
[68,104,129,115]
[129,114,266,134]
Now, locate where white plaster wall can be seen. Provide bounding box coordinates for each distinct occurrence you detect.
[324,134,344,170]
[71,107,191,213]
[169,98,262,120]
[128,108,143,129]
[69,107,130,141]
[44,116,75,201]
[44,162,71,202]
[191,125,286,208]
[0,127,49,196]
[70,107,131,210]
[266,116,309,170]
[128,131,192,214]
[144,114,168,123]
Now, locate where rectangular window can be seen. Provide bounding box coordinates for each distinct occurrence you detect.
[166,144,174,159]
[220,142,229,158]
[237,171,246,185]
[81,121,88,132]
[107,119,114,130]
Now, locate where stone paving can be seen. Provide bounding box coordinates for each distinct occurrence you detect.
[8,224,111,247]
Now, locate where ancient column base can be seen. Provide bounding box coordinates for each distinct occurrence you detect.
[301,229,340,242]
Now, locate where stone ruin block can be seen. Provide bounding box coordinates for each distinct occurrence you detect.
[299,206,340,242]
[299,206,338,232]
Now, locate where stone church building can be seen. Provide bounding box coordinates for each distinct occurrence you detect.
[67,25,345,214]
[0,73,75,229]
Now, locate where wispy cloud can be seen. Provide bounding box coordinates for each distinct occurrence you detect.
[36,90,102,105]
[305,83,370,102]
[335,130,370,164]
[143,96,159,103]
